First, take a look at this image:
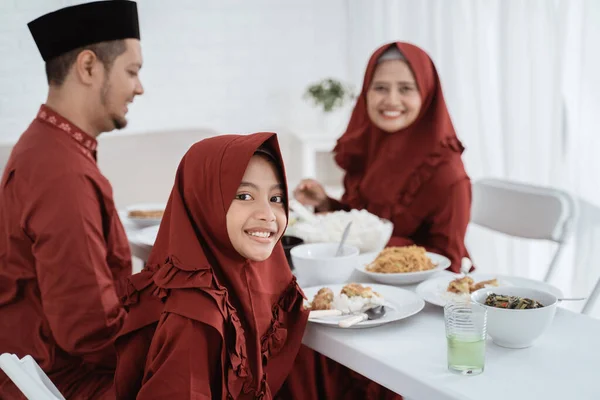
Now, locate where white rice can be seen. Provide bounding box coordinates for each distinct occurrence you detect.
[293,209,389,253]
[332,292,385,314]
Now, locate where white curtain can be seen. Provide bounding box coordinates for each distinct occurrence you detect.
[345,0,600,316]
[559,0,600,315]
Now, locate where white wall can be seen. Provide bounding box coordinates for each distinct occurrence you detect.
[0,0,351,143]
[3,1,600,315]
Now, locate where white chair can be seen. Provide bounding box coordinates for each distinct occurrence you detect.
[0,353,65,400]
[582,279,600,316]
[470,178,576,283]
[575,198,600,316]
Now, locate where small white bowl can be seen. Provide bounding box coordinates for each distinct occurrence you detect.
[471,286,558,349]
[291,243,360,287]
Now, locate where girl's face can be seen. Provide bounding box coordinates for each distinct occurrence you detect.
[366,60,422,133]
[226,155,287,262]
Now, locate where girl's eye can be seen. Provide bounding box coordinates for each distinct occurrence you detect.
[270,195,285,204]
[235,193,252,201]
[373,85,388,92]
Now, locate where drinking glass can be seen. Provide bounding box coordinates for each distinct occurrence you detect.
[444,301,487,375]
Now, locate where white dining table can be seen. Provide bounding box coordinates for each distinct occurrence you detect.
[121,220,600,400]
[301,270,600,400]
[120,212,154,262]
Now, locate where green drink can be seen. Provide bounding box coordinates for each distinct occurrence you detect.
[444,301,487,376]
[447,335,485,375]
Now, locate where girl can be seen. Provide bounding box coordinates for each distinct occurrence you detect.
[113,132,308,399]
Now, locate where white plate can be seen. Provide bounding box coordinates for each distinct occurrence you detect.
[415,273,564,307]
[355,252,451,285]
[135,224,160,246]
[124,203,165,228]
[303,283,424,328]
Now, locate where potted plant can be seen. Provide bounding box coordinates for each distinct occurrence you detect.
[303,78,355,134]
[304,78,355,112]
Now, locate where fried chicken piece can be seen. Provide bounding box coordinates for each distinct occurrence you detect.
[470,279,499,292]
[310,287,334,310]
[447,276,474,294]
[340,283,380,299]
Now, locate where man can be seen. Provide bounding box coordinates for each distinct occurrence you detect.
[0,1,143,398]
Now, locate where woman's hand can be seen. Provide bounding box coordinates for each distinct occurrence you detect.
[293,179,330,211]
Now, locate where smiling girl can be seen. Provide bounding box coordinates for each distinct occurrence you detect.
[113,133,309,399]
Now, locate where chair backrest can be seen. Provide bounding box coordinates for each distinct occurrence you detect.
[0,354,65,400]
[471,178,576,242]
[97,129,304,209]
[575,198,600,316]
[97,128,219,209]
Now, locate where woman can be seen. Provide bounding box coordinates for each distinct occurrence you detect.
[295,42,471,272]
[113,132,308,399]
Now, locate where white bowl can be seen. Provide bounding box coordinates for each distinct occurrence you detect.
[292,212,394,254]
[350,218,393,253]
[356,252,451,285]
[291,243,360,287]
[471,286,558,349]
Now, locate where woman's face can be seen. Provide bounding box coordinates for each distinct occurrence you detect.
[366,60,422,133]
[226,155,287,262]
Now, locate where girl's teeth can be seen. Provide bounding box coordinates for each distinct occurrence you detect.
[248,231,270,238]
[383,111,401,117]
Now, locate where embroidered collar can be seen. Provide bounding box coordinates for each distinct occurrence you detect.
[36,104,98,160]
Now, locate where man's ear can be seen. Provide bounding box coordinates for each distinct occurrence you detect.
[73,49,101,86]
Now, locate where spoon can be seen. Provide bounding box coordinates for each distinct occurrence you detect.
[338,305,387,328]
[335,221,353,257]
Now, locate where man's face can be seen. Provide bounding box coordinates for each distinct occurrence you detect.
[97,39,144,132]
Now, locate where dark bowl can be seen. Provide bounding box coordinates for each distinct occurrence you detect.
[281,235,304,270]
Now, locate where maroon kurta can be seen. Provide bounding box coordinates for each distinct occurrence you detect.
[114,133,309,399]
[330,42,472,273]
[0,105,132,399]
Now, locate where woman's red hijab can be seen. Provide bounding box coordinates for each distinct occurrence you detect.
[117,132,308,398]
[334,42,465,215]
